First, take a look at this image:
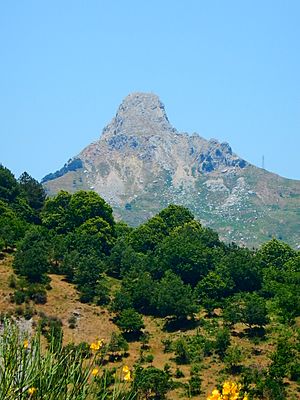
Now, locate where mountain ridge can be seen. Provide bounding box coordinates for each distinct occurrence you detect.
[43,93,300,248]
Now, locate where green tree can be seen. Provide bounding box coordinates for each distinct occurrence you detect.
[158,204,194,231]
[224,345,245,373]
[94,276,110,306]
[0,213,27,250]
[119,271,155,314]
[73,255,106,303]
[13,226,50,283]
[42,190,114,234]
[41,191,72,233]
[116,308,145,334]
[133,366,171,399]
[217,247,262,292]
[18,171,46,211]
[215,327,231,359]
[242,293,269,329]
[107,332,129,359]
[152,271,197,319]
[75,217,115,256]
[68,190,114,228]
[196,271,234,314]
[0,165,20,202]
[128,216,168,253]
[155,221,221,286]
[258,238,296,269]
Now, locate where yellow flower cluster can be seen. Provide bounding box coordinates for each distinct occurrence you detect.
[122,365,131,381]
[91,368,99,376]
[207,381,248,400]
[23,339,29,349]
[90,339,104,352]
[28,387,37,396]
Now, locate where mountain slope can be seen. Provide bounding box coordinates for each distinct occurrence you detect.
[43,93,300,247]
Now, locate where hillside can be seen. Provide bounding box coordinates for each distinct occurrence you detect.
[0,172,300,399]
[1,254,299,400]
[43,92,300,248]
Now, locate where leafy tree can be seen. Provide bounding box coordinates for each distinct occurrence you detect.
[217,247,262,292]
[94,276,110,306]
[173,337,190,364]
[0,165,20,202]
[215,327,231,359]
[41,191,72,233]
[73,255,106,302]
[196,271,234,314]
[0,214,27,250]
[107,332,129,359]
[223,293,269,329]
[222,296,244,327]
[118,271,155,314]
[274,285,300,324]
[242,293,269,329]
[269,336,295,381]
[42,190,114,233]
[152,271,197,319]
[155,221,221,285]
[158,204,194,231]
[128,216,168,253]
[68,190,114,228]
[114,221,133,238]
[75,217,115,256]
[116,308,145,334]
[18,171,46,211]
[111,290,133,312]
[188,372,202,396]
[224,345,244,373]
[258,238,296,269]
[133,366,171,399]
[13,226,50,283]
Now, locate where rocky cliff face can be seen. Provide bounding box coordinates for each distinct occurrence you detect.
[43,93,300,248]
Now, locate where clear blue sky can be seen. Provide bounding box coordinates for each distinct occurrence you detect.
[0,1,299,181]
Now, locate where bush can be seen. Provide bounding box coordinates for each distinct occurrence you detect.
[116,308,145,334]
[188,373,202,396]
[13,290,26,305]
[133,366,171,399]
[215,327,230,359]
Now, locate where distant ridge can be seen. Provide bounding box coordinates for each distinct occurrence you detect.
[43,93,300,248]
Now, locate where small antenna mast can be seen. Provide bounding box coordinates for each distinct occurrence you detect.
[262,155,265,169]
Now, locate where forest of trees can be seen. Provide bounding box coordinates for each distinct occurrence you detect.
[0,163,300,399]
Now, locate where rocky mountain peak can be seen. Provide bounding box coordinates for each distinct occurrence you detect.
[102,92,176,137]
[43,93,300,248]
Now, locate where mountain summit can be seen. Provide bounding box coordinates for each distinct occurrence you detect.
[102,92,176,137]
[43,93,300,247]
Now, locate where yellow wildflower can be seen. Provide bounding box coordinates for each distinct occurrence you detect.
[207,381,244,400]
[124,371,131,381]
[207,388,221,400]
[90,339,103,352]
[122,365,130,373]
[23,339,29,349]
[222,381,240,399]
[91,368,99,376]
[28,387,37,396]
